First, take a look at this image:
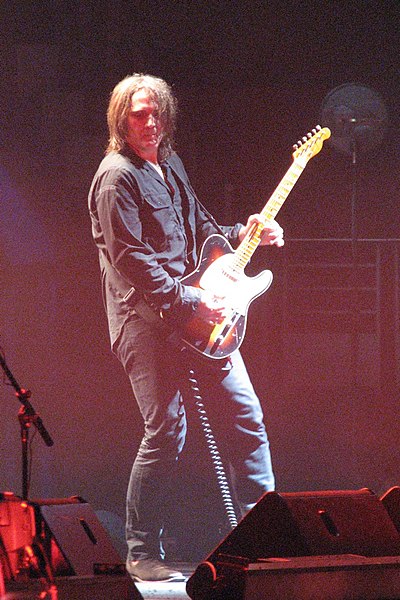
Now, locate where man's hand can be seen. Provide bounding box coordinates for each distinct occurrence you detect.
[239,214,284,247]
[196,289,227,324]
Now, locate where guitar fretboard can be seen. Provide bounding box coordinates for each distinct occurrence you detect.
[233,160,305,272]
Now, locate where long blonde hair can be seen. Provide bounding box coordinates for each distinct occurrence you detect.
[106,74,178,161]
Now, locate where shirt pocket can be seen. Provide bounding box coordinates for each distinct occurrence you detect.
[143,191,172,209]
[142,191,177,250]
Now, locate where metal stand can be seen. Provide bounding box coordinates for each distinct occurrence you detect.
[0,350,58,597]
[320,83,388,387]
[350,131,360,386]
[0,350,54,500]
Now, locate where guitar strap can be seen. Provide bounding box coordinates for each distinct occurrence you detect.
[165,155,228,239]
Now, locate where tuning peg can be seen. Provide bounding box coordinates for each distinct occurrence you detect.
[312,128,317,135]
[293,143,299,150]
[316,124,321,131]
[302,136,308,143]
[307,132,312,138]
[297,140,302,147]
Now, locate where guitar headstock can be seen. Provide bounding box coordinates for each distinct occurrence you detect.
[292,125,331,166]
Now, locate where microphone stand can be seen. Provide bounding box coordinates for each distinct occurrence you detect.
[349,120,360,388]
[0,351,54,500]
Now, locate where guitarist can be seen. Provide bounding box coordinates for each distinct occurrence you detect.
[88,73,284,583]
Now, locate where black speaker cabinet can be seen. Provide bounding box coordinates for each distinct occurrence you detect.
[31,496,124,577]
[210,488,400,562]
[1,494,142,600]
[3,573,142,600]
[201,555,400,600]
[187,488,400,600]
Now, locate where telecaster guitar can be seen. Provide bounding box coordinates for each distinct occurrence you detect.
[140,126,331,359]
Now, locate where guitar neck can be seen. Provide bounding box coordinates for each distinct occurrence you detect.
[234,159,304,271]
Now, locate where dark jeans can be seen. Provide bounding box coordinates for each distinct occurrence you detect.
[113,314,275,561]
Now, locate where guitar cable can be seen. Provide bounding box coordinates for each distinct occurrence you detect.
[188,369,238,530]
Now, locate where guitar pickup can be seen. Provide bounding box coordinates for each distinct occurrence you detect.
[209,312,240,356]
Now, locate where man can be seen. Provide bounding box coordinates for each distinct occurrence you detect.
[88,73,284,583]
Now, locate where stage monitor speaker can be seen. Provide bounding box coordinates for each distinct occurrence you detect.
[197,555,400,600]
[31,496,124,577]
[206,488,400,564]
[0,494,143,600]
[187,488,400,598]
[3,573,142,600]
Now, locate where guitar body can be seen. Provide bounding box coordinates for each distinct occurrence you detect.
[180,234,273,359]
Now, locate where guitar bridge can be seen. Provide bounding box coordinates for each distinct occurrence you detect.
[209,312,240,356]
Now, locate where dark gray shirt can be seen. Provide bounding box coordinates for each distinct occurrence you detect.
[88,148,242,346]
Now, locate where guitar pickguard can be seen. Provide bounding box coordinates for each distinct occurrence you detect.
[180,235,273,359]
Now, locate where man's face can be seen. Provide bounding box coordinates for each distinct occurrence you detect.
[125,88,164,161]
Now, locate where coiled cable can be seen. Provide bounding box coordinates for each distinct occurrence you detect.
[188,369,238,529]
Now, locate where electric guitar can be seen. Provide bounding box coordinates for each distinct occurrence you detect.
[138,126,331,359]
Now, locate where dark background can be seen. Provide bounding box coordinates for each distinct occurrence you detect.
[0,1,399,559]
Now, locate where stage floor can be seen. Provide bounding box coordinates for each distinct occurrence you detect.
[5,559,400,599]
[2,566,196,600]
[135,563,194,600]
